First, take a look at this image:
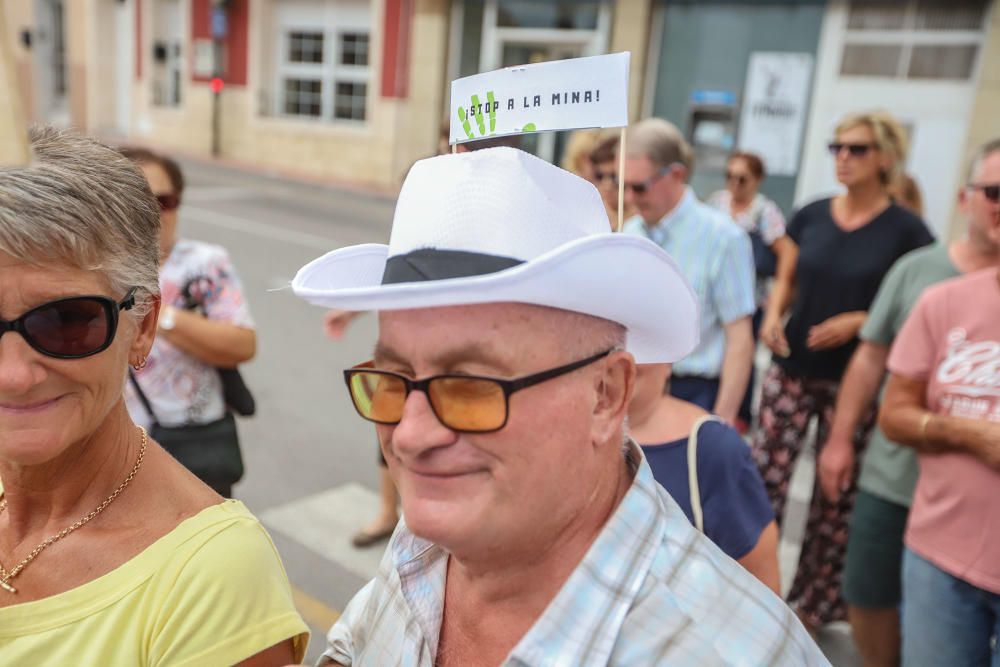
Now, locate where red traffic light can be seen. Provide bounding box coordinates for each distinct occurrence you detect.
[210,77,224,94]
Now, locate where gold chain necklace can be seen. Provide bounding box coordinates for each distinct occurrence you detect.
[0,427,148,594]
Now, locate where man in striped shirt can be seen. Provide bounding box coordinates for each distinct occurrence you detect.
[622,119,756,425]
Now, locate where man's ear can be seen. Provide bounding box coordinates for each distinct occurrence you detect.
[130,294,161,364]
[592,351,636,447]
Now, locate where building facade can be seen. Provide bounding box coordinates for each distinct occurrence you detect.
[4,0,998,233]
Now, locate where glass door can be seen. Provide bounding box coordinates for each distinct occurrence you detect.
[499,42,584,161]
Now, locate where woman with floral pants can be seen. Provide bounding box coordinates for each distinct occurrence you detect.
[753,111,933,631]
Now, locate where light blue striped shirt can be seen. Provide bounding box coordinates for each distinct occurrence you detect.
[624,188,755,377]
[321,443,828,666]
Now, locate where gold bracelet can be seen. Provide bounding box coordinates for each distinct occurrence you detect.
[919,412,932,445]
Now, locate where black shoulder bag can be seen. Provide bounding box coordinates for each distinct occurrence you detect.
[128,371,245,488]
[749,205,778,278]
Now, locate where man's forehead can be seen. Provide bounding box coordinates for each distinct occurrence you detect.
[978,151,1000,179]
[375,303,595,362]
[379,302,575,328]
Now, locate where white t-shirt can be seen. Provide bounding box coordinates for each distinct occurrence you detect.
[125,239,254,427]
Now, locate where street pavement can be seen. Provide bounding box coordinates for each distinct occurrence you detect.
[176,157,861,665]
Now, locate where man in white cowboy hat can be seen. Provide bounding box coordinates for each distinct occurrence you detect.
[294,147,826,666]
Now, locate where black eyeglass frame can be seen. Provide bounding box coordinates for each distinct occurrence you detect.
[0,287,139,359]
[967,183,1000,203]
[343,348,615,433]
[616,165,674,195]
[827,142,875,157]
[725,171,749,186]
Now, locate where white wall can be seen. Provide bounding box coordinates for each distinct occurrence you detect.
[796,0,984,237]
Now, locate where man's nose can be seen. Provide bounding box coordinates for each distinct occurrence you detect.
[388,388,458,459]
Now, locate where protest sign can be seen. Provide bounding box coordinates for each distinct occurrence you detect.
[449,52,631,230]
[449,52,629,145]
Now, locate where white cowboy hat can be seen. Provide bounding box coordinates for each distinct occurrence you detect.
[292,147,698,363]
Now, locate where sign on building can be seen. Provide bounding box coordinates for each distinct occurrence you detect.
[738,52,813,177]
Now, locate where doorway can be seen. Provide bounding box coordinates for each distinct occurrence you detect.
[33,0,68,124]
[477,0,612,163]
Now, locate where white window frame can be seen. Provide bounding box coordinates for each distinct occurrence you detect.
[270,1,372,125]
[840,0,989,80]
[150,0,185,109]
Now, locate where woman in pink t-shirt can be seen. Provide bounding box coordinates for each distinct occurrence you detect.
[880,169,1000,666]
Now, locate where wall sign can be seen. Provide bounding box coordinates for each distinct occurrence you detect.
[738,52,813,177]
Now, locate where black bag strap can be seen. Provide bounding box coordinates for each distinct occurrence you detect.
[128,370,162,427]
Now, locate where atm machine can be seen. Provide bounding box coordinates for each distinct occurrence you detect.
[685,89,739,198]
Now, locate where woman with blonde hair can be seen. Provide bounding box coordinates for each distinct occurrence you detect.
[752,110,934,632]
[561,128,602,182]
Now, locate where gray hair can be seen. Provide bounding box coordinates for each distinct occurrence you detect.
[966,137,1000,184]
[626,118,694,176]
[0,126,160,316]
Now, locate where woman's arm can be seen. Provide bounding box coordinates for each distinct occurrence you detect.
[880,373,1000,470]
[765,235,798,319]
[158,306,256,368]
[737,521,781,595]
[237,639,296,666]
[806,310,867,351]
[760,236,798,356]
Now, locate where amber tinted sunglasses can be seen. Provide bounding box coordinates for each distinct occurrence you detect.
[344,349,613,433]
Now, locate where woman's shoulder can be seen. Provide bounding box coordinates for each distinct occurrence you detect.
[791,196,833,219]
[163,501,280,571]
[882,202,932,234]
[706,190,729,208]
[145,501,309,663]
[695,419,753,465]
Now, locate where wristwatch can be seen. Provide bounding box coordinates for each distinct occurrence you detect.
[159,306,177,331]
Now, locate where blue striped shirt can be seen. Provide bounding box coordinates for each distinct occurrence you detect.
[321,443,828,666]
[624,189,755,377]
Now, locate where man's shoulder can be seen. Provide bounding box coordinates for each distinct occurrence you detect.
[923,266,993,302]
[690,198,741,234]
[620,505,826,664]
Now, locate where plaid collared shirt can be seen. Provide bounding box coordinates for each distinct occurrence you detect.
[321,443,828,666]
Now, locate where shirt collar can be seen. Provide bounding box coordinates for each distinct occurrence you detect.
[643,187,697,243]
[388,441,665,665]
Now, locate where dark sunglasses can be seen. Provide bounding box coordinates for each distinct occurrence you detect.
[621,166,671,196]
[828,142,874,157]
[344,348,614,433]
[725,171,749,186]
[156,193,180,212]
[0,288,138,359]
[593,169,617,184]
[968,183,1000,203]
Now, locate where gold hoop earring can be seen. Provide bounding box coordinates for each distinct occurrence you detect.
[131,357,148,371]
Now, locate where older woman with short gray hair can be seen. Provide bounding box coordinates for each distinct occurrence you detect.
[0,126,307,665]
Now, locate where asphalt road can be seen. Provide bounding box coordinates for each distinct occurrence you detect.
[175,157,860,666]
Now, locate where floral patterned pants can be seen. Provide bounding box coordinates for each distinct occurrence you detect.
[751,363,876,629]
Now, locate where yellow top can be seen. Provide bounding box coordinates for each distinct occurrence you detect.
[0,500,309,666]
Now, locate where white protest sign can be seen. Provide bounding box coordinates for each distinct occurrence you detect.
[737,52,813,177]
[449,52,630,145]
